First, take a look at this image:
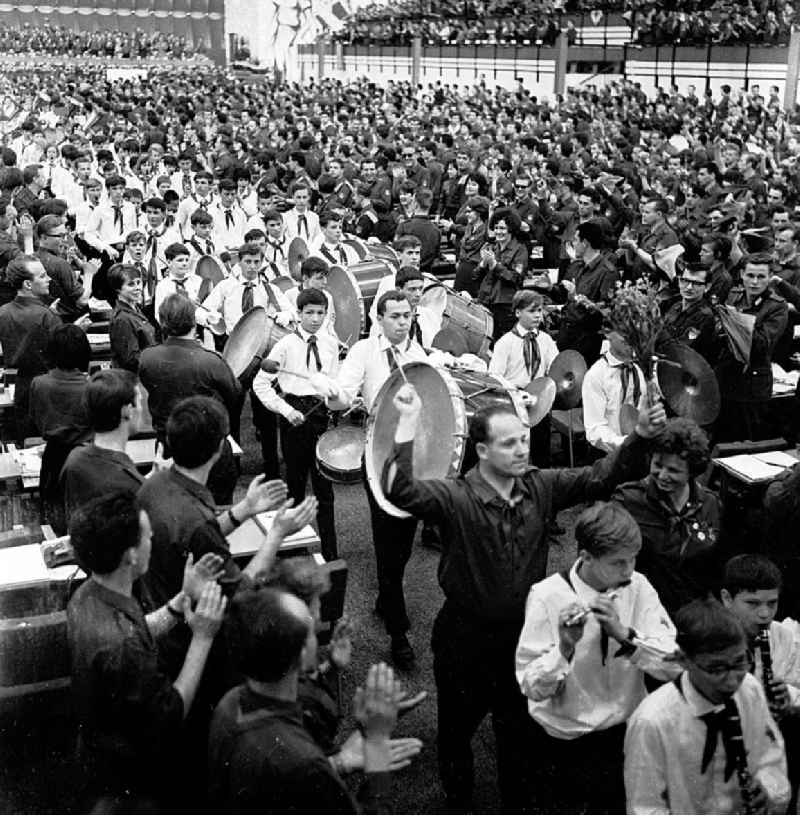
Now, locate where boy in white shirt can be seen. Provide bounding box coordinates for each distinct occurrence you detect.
[285,257,338,341]
[625,598,789,815]
[153,243,206,326]
[516,501,679,814]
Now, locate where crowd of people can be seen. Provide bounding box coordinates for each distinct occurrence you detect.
[334,0,798,46]
[0,23,201,59]
[4,59,800,815]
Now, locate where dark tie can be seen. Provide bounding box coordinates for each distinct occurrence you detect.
[306,335,322,371]
[410,315,423,346]
[700,699,740,781]
[242,281,255,312]
[224,210,234,229]
[609,357,642,410]
[113,205,123,231]
[338,245,347,265]
[259,276,280,311]
[175,279,187,295]
[270,240,284,260]
[521,331,540,378]
[147,232,159,297]
[165,213,175,227]
[298,214,308,238]
[206,239,214,255]
[386,347,398,371]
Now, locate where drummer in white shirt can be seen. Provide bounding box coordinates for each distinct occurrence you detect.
[153,243,209,327]
[394,267,439,348]
[309,212,361,268]
[515,501,679,814]
[284,257,338,341]
[309,289,428,670]
[582,329,647,455]
[210,179,248,258]
[252,287,340,560]
[249,207,291,278]
[283,183,320,243]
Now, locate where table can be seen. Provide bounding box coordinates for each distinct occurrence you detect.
[714,449,799,486]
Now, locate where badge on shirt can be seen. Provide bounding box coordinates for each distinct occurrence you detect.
[687,327,699,341]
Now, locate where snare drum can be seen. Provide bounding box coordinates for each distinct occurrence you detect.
[326,259,394,347]
[419,285,493,358]
[365,362,529,517]
[316,426,365,483]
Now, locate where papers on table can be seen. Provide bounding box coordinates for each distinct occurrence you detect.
[772,363,799,395]
[715,452,798,484]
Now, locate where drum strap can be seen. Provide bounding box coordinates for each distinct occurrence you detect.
[259,276,280,311]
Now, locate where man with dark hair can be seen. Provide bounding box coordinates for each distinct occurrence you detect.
[382,381,665,814]
[618,195,679,280]
[516,502,678,814]
[139,293,242,502]
[35,213,90,321]
[60,368,144,517]
[67,490,227,807]
[395,187,441,274]
[0,254,62,442]
[208,587,403,814]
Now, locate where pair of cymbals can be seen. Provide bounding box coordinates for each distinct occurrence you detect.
[549,350,587,410]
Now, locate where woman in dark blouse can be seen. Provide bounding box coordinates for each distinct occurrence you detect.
[29,324,92,531]
[612,417,721,614]
[452,196,489,296]
[108,263,158,373]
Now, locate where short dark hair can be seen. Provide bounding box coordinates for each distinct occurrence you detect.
[300,257,328,278]
[468,404,520,446]
[107,263,141,300]
[744,251,773,268]
[46,324,90,371]
[576,220,605,249]
[297,288,327,311]
[190,209,213,226]
[675,598,745,658]
[243,229,265,243]
[651,418,710,478]
[86,369,137,432]
[70,491,142,575]
[376,289,409,316]
[159,293,195,337]
[227,587,310,682]
[575,502,641,557]
[702,234,732,262]
[512,290,544,312]
[166,396,229,468]
[238,242,264,260]
[414,188,433,211]
[393,234,421,253]
[6,255,41,289]
[165,243,189,260]
[319,211,342,228]
[142,197,165,212]
[35,213,64,238]
[395,266,424,289]
[489,207,521,233]
[722,554,783,597]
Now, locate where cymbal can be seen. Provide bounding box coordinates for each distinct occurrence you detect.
[548,350,587,410]
[657,343,721,426]
[222,306,269,378]
[431,326,469,358]
[288,236,309,280]
[523,377,556,427]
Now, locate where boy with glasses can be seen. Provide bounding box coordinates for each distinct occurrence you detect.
[659,262,718,365]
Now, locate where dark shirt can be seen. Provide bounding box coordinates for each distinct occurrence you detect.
[612,477,721,614]
[110,300,158,372]
[208,684,392,815]
[660,298,718,365]
[395,216,441,274]
[138,337,241,438]
[61,443,144,517]
[0,229,21,305]
[716,286,788,402]
[0,293,61,375]
[383,434,648,623]
[477,238,527,306]
[29,369,90,445]
[37,247,84,321]
[67,579,184,799]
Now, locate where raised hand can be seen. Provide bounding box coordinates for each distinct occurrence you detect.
[271,496,319,539]
[354,662,399,740]
[330,616,353,670]
[243,476,289,517]
[185,581,227,640]
[392,383,421,416]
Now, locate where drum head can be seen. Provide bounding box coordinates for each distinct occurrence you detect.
[431,326,470,357]
[326,265,363,347]
[316,426,365,483]
[343,237,369,260]
[366,362,466,518]
[195,255,225,288]
[288,236,309,280]
[419,284,448,321]
[222,306,269,377]
[368,244,399,268]
[272,276,295,293]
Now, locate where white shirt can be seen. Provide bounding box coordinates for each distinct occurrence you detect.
[754,618,800,707]
[210,202,248,252]
[582,351,647,453]
[154,274,205,325]
[285,286,338,341]
[309,239,360,268]
[624,672,789,814]
[515,561,679,739]
[170,170,195,198]
[202,275,294,335]
[239,189,259,218]
[139,224,184,273]
[252,327,340,419]
[84,200,139,254]
[259,235,291,277]
[177,194,217,236]
[73,200,98,236]
[283,207,320,243]
[330,333,428,412]
[489,326,559,387]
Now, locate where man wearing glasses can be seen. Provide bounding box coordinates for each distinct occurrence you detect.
[660,262,718,365]
[35,214,90,322]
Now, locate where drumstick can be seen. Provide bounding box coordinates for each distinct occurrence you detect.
[390,346,410,385]
[260,358,313,381]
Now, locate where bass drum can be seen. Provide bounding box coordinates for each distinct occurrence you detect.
[326,259,394,347]
[264,314,294,355]
[222,307,269,377]
[420,284,493,358]
[316,426,365,483]
[343,237,370,261]
[365,362,529,517]
[368,243,400,268]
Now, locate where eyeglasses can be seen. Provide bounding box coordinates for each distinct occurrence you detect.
[692,656,751,677]
[678,278,706,287]
[44,232,67,238]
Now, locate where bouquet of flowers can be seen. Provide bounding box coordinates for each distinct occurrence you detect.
[606,280,664,383]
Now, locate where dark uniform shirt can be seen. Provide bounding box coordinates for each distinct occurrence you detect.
[67,579,184,799]
[61,444,144,517]
[383,433,649,624]
[109,300,158,372]
[0,229,22,305]
[477,237,527,306]
[37,247,85,321]
[612,477,721,614]
[208,684,392,815]
[716,286,788,402]
[29,369,90,445]
[660,298,718,365]
[138,337,241,439]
